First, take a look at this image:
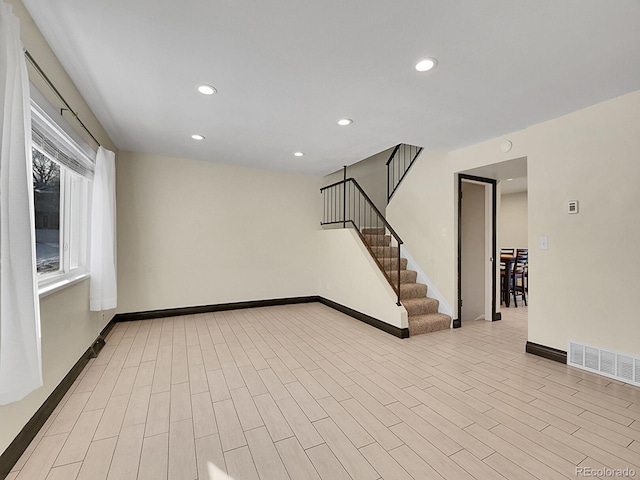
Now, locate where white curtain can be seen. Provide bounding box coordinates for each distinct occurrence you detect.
[90,146,117,311]
[0,1,43,405]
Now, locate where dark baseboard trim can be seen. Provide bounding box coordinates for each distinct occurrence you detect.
[114,296,409,339]
[526,341,567,364]
[99,317,116,340]
[112,296,320,322]
[318,297,410,338]
[452,318,461,328]
[1,296,406,477]
[0,323,111,479]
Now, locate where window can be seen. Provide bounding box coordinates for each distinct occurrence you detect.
[31,102,94,290]
[33,150,61,272]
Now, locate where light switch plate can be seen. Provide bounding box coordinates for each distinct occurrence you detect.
[539,236,548,250]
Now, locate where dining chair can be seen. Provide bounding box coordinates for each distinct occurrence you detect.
[510,252,528,307]
[516,249,529,292]
[500,248,514,272]
[500,265,510,305]
[499,248,514,305]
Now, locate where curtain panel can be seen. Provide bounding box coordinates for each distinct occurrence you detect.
[0,0,43,405]
[90,146,117,311]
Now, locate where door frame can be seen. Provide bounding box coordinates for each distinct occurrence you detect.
[457,174,498,326]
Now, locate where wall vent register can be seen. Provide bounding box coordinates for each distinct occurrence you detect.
[569,341,640,387]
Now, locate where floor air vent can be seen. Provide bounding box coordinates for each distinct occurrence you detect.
[568,341,640,387]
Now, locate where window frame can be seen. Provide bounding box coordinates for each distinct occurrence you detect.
[30,101,95,296]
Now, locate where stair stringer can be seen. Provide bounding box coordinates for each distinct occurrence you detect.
[401,247,454,320]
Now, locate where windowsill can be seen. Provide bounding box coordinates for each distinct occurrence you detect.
[39,272,90,298]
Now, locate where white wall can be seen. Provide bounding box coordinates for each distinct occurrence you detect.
[386,149,457,308]
[388,89,640,356]
[317,229,407,328]
[0,282,110,454]
[323,147,394,215]
[116,151,321,313]
[500,191,528,250]
[0,0,115,456]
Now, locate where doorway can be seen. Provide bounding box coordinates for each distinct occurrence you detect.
[457,174,497,326]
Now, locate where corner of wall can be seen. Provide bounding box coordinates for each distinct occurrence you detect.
[317,228,407,329]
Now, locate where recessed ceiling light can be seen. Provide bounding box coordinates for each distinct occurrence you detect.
[338,118,353,126]
[415,58,438,72]
[191,134,205,140]
[294,152,304,157]
[506,178,514,181]
[196,84,217,95]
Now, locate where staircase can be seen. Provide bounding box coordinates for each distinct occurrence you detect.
[363,227,451,335]
[321,176,450,336]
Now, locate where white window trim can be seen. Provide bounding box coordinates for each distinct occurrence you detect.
[31,94,95,297]
[39,272,90,298]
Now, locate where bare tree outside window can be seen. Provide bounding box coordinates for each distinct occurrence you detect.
[32,148,61,273]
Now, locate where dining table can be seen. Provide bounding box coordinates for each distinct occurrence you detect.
[501,254,516,307]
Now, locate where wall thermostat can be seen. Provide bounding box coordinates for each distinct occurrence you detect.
[568,200,579,214]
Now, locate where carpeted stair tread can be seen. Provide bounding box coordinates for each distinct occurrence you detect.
[400,282,428,299]
[370,245,399,258]
[363,234,391,246]
[375,257,408,271]
[402,297,439,316]
[358,226,451,336]
[387,269,418,283]
[408,313,452,335]
[362,227,386,235]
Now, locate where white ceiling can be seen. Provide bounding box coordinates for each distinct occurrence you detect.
[462,156,528,194]
[500,177,528,195]
[22,0,640,175]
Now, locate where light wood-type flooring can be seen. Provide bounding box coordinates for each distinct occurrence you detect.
[8,303,640,479]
